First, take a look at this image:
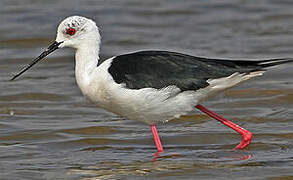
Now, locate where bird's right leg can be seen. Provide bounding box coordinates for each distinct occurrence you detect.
[151,124,164,152]
[195,104,252,149]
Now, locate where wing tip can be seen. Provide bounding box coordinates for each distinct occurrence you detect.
[258,58,293,68]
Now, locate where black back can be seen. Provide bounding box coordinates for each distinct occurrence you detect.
[107,51,286,91]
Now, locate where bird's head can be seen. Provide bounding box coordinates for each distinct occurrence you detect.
[56,16,101,49]
[11,15,101,80]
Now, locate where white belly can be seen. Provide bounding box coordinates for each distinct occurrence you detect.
[77,59,264,125]
[83,79,200,124]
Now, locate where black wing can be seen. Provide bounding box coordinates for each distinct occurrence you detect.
[108,51,292,91]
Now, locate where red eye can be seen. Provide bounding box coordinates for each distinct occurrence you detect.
[66,27,76,36]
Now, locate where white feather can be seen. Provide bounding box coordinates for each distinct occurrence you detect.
[56,16,265,124]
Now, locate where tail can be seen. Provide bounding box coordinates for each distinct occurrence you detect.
[256,58,293,68]
[218,58,293,71]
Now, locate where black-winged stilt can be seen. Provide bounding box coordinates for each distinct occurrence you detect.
[11,16,293,153]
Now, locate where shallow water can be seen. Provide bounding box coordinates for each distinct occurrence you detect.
[1,0,293,179]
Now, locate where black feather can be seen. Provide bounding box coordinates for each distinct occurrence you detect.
[108,51,293,91]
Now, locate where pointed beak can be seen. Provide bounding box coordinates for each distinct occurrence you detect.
[10,41,63,81]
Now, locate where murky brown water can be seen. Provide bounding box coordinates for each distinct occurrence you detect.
[1,0,293,179]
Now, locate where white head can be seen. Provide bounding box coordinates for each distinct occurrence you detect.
[11,16,101,80]
[56,16,101,49]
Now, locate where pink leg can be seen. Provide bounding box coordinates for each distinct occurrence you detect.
[195,104,252,150]
[151,124,163,152]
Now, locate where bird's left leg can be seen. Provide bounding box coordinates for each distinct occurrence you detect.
[151,124,164,152]
[195,104,252,150]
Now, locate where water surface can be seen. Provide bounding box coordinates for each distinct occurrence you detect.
[1,0,293,179]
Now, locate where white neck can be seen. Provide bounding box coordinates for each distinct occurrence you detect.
[75,40,100,90]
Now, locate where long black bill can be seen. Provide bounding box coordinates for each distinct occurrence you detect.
[10,41,63,81]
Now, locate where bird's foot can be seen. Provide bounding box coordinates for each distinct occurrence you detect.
[195,104,253,150]
[234,130,252,150]
[151,124,164,152]
[151,151,162,161]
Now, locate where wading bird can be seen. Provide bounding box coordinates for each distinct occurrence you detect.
[11,16,293,153]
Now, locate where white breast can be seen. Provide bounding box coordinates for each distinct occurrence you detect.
[78,58,264,125]
[77,58,198,124]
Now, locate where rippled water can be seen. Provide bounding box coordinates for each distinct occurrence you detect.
[1,0,293,179]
